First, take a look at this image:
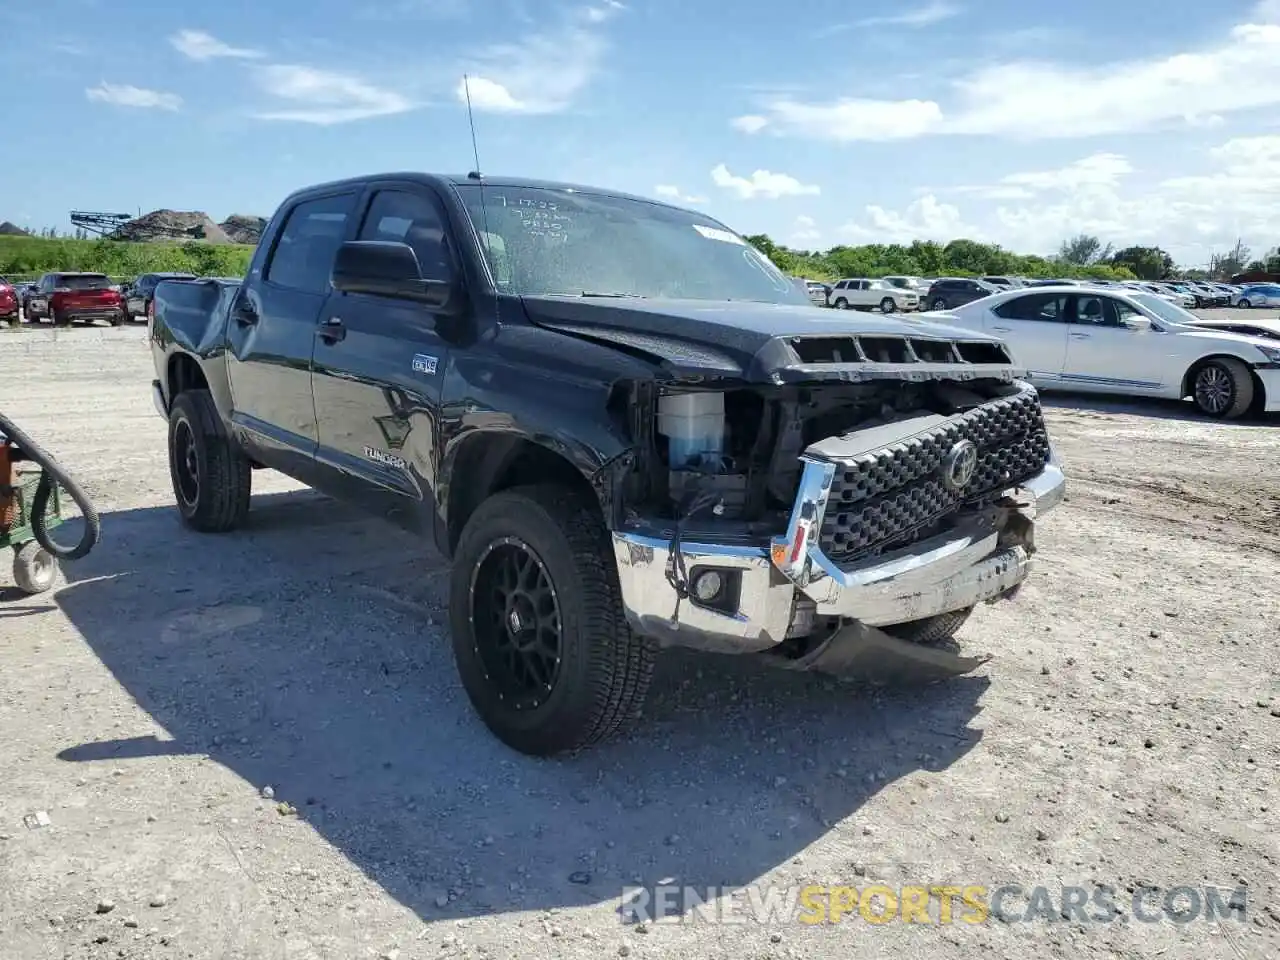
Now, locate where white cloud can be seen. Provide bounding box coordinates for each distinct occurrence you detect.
[736,7,1280,142]
[839,195,978,244]
[856,1,961,28]
[170,29,263,61]
[831,135,1280,261]
[457,3,623,114]
[732,98,943,141]
[816,1,961,36]
[458,76,525,112]
[653,185,707,204]
[711,164,820,200]
[85,82,181,111]
[585,0,625,23]
[790,214,822,245]
[731,114,769,134]
[250,65,414,124]
[950,153,1134,199]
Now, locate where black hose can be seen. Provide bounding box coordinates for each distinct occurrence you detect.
[0,412,101,561]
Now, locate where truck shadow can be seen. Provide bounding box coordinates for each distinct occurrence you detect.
[48,490,988,924]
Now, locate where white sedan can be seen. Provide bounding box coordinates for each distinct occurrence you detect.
[917,285,1280,419]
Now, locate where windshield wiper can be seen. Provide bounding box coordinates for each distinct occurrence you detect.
[579,291,645,298]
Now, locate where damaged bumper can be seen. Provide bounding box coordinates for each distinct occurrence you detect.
[611,452,1066,668]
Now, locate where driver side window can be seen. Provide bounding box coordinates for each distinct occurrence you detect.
[358,189,453,284]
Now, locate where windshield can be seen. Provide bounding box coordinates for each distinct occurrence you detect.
[58,274,110,290]
[1130,292,1200,326]
[454,184,809,304]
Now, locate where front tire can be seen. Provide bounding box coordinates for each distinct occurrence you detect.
[1190,357,1254,420]
[931,298,946,310]
[1238,298,1251,308]
[884,606,974,646]
[167,389,251,532]
[833,298,849,309]
[449,484,657,756]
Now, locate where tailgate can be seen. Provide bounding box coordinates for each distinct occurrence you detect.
[61,289,119,308]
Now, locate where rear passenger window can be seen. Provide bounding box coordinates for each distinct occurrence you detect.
[265,194,356,294]
[357,189,453,283]
[994,293,1069,322]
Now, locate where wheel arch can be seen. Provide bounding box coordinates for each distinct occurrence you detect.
[443,431,603,556]
[166,351,209,400]
[1180,352,1264,402]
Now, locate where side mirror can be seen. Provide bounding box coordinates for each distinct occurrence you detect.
[1124,316,1152,332]
[330,240,458,311]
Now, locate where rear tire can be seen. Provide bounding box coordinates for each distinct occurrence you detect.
[880,297,896,313]
[167,389,251,532]
[449,484,657,756]
[51,309,69,327]
[1190,357,1254,420]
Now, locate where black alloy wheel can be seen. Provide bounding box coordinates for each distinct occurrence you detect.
[470,537,564,711]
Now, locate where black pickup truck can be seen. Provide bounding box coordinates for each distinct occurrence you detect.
[148,171,1066,756]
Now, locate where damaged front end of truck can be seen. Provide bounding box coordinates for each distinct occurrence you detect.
[569,320,1067,684]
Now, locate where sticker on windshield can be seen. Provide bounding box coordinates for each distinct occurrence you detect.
[693,224,745,245]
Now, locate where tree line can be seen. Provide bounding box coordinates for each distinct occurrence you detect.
[0,236,254,280]
[747,232,1280,283]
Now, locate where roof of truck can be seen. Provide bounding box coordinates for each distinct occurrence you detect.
[284,172,685,210]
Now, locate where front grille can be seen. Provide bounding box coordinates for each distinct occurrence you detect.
[818,390,1051,565]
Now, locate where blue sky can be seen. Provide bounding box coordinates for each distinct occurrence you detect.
[3,0,1279,266]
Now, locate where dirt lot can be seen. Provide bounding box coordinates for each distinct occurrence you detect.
[1,319,1277,960]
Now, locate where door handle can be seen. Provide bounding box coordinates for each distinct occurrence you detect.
[233,301,258,326]
[990,325,1011,332]
[1070,332,1091,339]
[317,317,346,342]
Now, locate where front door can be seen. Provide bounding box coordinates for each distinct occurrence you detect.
[225,191,359,470]
[986,291,1071,379]
[1061,293,1167,392]
[310,183,458,536]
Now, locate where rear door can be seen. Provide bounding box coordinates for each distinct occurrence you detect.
[986,291,1071,379]
[1060,293,1166,391]
[309,181,458,531]
[225,190,359,465]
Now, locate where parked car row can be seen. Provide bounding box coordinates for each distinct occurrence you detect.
[1,270,213,326]
[918,284,1280,420]
[787,273,1275,314]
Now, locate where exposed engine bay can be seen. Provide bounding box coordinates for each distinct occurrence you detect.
[617,375,1038,535]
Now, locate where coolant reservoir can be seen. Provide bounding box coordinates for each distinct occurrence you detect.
[657,392,725,470]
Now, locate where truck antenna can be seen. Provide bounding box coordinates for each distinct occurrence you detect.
[461,74,497,308]
[463,73,483,179]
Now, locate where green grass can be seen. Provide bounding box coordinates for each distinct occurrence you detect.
[0,235,254,281]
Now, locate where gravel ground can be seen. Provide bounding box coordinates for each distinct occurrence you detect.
[0,316,1277,960]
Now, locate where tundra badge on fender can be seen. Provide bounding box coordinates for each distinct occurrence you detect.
[412,354,438,375]
[363,446,407,470]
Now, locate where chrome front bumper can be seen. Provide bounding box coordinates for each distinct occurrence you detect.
[611,454,1066,653]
